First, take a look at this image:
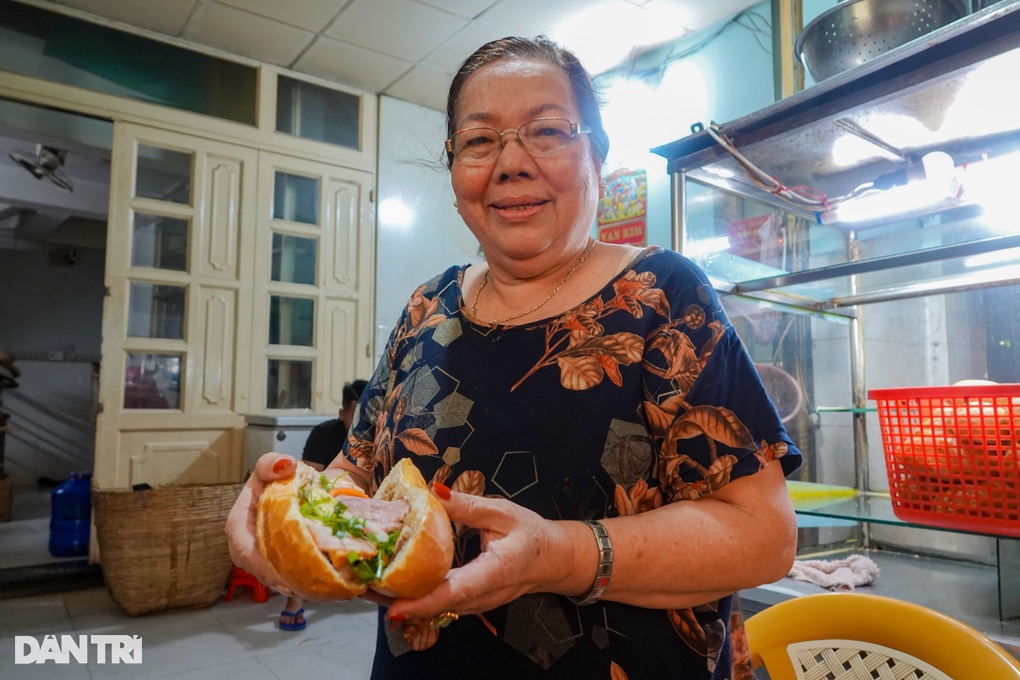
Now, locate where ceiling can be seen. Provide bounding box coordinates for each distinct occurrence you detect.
[44,0,762,111]
[0,0,763,250]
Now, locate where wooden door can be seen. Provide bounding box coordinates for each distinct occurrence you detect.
[249,153,376,415]
[95,123,258,487]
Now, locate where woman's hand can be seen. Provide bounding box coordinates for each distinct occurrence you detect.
[382,485,591,625]
[225,453,298,595]
[225,452,396,605]
[382,462,798,623]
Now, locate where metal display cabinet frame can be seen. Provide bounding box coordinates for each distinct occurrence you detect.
[653,1,1020,621]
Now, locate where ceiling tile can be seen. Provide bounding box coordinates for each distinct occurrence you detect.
[383,64,452,112]
[295,37,413,92]
[183,3,315,65]
[476,0,606,38]
[52,0,197,35]
[414,0,499,19]
[213,0,342,32]
[420,22,512,74]
[326,0,468,62]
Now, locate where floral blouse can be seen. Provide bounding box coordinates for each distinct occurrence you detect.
[345,246,802,680]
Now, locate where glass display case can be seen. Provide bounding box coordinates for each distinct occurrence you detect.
[653,2,1020,623]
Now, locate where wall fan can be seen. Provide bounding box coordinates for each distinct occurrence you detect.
[8,144,74,193]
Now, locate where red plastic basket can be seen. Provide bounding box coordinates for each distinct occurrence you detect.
[869,384,1020,538]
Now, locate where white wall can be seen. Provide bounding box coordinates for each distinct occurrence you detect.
[0,245,104,487]
[600,1,779,250]
[373,96,480,364]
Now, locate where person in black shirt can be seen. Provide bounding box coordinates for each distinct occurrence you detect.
[301,380,367,470]
[279,379,366,631]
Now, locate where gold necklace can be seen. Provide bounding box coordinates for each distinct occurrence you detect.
[470,238,597,326]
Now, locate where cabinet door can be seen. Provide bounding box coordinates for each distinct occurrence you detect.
[249,152,375,414]
[96,123,258,487]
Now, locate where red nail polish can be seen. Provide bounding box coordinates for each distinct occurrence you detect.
[387,613,406,631]
[272,458,291,473]
[433,482,451,500]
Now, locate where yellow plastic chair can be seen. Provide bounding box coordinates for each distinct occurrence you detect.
[745,592,1020,680]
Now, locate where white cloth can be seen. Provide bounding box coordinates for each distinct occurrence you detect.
[787,554,880,591]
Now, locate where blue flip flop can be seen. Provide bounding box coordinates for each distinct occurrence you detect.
[279,608,306,631]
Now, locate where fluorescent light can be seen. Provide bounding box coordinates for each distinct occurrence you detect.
[963,247,1020,269]
[823,152,959,224]
[684,235,731,257]
[960,149,1020,233]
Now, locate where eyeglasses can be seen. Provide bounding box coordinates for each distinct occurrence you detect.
[445,117,591,164]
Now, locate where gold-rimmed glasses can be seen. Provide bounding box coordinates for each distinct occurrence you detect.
[445,117,590,164]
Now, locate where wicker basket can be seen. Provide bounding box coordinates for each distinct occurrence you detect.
[92,481,244,616]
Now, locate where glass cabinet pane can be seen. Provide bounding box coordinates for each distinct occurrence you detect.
[124,352,181,409]
[685,179,822,282]
[128,282,185,339]
[273,172,318,225]
[276,75,359,149]
[271,233,316,284]
[268,295,314,346]
[267,359,312,409]
[683,177,1020,305]
[136,145,192,204]
[131,213,188,270]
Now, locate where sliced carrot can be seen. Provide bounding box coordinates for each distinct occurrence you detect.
[330,486,369,498]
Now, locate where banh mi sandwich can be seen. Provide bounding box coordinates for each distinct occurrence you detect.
[256,458,454,600]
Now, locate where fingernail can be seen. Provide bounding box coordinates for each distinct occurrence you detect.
[273,458,292,473]
[387,613,406,631]
[433,482,451,500]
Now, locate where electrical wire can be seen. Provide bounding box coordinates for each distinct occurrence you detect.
[734,10,773,54]
[704,123,878,214]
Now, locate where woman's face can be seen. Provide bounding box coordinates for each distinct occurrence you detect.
[450,58,603,266]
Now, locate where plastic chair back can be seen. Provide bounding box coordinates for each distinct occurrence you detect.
[745,592,1020,679]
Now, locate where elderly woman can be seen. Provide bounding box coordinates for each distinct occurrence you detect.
[227,36,801,679]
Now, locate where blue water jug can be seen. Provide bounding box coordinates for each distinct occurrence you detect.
[49,471,92,557]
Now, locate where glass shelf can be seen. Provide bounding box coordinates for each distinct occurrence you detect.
[790,482,1019,540]
[814,406,876,414]
[788,482,1020,621]
[793,489,903,527]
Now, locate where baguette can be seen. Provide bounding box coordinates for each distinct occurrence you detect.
[256,458,454,600]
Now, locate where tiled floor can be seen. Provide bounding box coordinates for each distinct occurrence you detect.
[1,585,380,679]
[1,485,379,679]
[4,485,1019,678]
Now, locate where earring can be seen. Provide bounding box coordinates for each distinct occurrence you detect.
[454,201,459,209]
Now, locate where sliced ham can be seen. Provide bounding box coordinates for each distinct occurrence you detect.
[339,496,409,533]
[302,496,410,561]
[305,520,377,558]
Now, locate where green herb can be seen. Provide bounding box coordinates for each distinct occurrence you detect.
[298,479,400,584]
[345,530,401,582]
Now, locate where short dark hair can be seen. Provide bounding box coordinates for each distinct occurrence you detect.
[445,35,609,169]
[342,380,367,409]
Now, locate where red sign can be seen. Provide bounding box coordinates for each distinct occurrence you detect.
[597,168,646,246]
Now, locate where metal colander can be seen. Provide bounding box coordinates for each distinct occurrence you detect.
[795,0,968,81]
